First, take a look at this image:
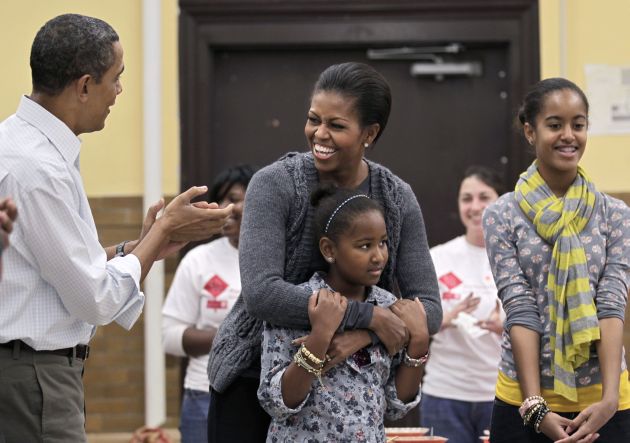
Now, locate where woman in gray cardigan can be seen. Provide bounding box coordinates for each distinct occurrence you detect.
[207,62,442,442]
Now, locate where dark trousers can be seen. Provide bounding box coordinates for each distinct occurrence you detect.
[207,376,271,443]
[0,343,86,443]
[490,398,630,443]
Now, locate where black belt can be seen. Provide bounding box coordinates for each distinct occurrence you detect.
[0,340,90,360]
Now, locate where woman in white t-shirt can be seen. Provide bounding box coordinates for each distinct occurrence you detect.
[162,165,256,443]
[420,166,505,443]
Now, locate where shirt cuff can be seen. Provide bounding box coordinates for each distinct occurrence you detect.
[108,254,144,330]
[109,254,142,286]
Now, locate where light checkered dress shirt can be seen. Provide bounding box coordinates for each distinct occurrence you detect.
[0,96,144,350]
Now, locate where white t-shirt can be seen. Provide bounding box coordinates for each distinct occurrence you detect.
[422,236,503,402]
[162,237,240,392]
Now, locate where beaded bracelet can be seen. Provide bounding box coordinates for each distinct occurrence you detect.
[523,402,544,426]
[299,344,325,367]
[518,395,545,418]
[533,404,550,433]
[293,350,324,386]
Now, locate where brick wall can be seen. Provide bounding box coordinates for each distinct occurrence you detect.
[85,196,181,433]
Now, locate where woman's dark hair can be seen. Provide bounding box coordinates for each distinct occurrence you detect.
[311,184,384,243]
[312,62,391,144]
[209,164,257,203]
[462,165,505,196]
[31,14,119,96]
[517,77,589,128]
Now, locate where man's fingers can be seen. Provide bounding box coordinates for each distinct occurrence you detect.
[179,185,208,203]
[192,201,219,209]
[148,198,164,218]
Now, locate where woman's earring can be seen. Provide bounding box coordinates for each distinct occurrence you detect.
[363,142,369,148]
[326,257,335,263]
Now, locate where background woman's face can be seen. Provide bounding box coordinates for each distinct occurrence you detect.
[458,176,499,237]
[304,91,368,175]
[219,183,246,247]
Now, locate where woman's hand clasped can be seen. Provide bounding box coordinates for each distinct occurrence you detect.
[369,305,408,355]
[390,298,429,353]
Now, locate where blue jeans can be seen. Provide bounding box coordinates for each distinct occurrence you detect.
[180,388,210,443]
[420,393,493,443]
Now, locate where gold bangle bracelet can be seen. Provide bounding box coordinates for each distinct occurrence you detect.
[300,344,325,366]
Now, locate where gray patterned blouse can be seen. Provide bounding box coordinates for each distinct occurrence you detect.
[482,192,630,389]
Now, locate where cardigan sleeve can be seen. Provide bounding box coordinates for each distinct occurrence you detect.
[239,163,313,329]
[394,183,442,335]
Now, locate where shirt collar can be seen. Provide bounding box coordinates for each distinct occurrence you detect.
[15,95,81,165]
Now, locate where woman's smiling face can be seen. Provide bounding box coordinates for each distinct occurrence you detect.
[305,91,377,177]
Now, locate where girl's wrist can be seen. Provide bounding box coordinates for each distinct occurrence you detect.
[406,337,429,358]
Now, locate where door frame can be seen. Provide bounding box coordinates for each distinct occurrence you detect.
[179,0,540,190]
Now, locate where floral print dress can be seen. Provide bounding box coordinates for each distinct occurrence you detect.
[258,272,420,442]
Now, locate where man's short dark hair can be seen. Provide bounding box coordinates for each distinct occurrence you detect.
[30,14,119,96]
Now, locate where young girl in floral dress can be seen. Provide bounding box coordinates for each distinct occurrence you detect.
[258,186,428,442]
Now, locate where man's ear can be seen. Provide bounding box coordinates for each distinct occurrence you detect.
[319,236,336,263]
[75,74,91,103]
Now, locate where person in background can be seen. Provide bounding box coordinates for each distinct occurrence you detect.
[207,62,441,442]
[0,14,232,443]
[484,78,630,442]
[0,197,17,279]
[162,164,256,443]
[420,166,505,443]
[258,185,426,441]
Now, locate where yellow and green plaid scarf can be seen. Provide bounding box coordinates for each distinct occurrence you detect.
[514,161,599,402]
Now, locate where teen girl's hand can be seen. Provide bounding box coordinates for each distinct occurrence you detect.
[533,411,572,441]
[555,399,616,443]
[369,305,408,355]
[308,288,347,340]
[390,298,429,352]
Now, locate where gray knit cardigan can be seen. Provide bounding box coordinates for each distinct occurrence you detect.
[207,152,441,392]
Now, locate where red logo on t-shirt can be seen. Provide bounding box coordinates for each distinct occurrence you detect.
[439,272,462,290]
[442,292,459,300]
[204,275,228,297]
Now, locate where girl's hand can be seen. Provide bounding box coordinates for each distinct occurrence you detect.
[323,330,372,372]
[308,289,347,339]
[555,399,616,442]
[537,411,572,440]
[291,330,372,372]
[390,298,428,349]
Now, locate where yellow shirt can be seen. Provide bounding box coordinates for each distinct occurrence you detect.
[496,370,630,412]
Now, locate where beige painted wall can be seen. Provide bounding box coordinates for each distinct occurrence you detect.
[1,2,627,195]
[0,0,180,197]
[539,0,630,192]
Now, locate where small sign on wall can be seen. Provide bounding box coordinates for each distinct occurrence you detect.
[585,64,630,135]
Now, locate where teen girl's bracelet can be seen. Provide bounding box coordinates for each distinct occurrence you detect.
[519,395,545,419]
